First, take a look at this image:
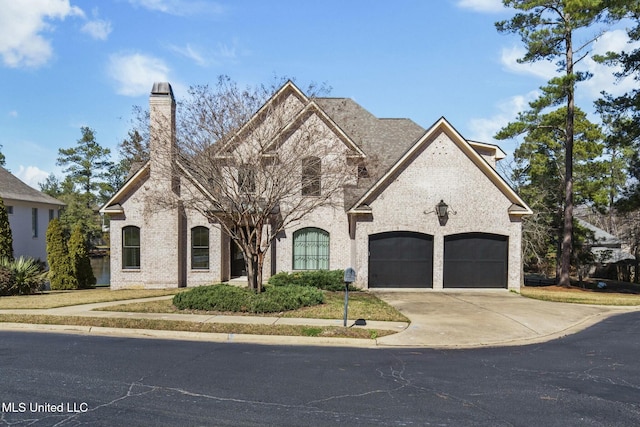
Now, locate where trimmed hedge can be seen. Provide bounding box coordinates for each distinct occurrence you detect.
[172,284,324,313]
[268,270,353,291]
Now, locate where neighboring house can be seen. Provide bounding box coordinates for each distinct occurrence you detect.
[101,81,532,290]
[578,218,635,281]
[0,167,65,262]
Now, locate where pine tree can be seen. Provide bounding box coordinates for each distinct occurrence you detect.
[0,197,13,261]
[46,218,77,290]
[68,225,96,289]
[496,0,609,287]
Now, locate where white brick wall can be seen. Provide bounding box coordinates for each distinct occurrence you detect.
[352,131,523,290]
[106,85,524,291]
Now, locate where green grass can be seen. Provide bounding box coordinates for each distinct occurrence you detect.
[97,290,410,322]
[0,314,395,339]
[520,285,640,305]
[0,287,406,339]
[0,288,183,309]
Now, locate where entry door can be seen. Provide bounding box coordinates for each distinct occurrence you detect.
[368,231,433,288]
[443,233,508,288]
[230,241,246,277]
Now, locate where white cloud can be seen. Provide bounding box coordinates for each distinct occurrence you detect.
[8,111,18,118]
[216,42,237,60]
[15,165,50,189]
[467,91,539,143]
[500,45,557,80]
[0,0,83,68]
[581,29,640,99]
[128,0,223,16]
[81,19,112,40]
[169,43,206,66]
[500,29,640,100]
[456,0,505,13]
[169,40,241,67]
[108,52,170,97]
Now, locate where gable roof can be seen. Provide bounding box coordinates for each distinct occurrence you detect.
[0,167,65,206]
[262,100,366,158]
[215,80,309,155]
[101,81,531,217]
[99,162,150,214]
[346,117,533,215]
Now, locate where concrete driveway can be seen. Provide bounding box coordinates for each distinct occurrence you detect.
[374,290,640,348]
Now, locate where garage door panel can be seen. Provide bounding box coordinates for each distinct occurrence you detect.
[369,232,433,288]
[444,233,508,289]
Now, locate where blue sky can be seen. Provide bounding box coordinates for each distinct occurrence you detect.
[1,0,637,188]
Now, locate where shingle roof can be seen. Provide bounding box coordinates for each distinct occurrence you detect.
[0,167,65,206]
[315,98,425,208]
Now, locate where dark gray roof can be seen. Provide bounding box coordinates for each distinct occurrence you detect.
[0,167,65,206]
[315,98,425,208]
[577,218,621,248]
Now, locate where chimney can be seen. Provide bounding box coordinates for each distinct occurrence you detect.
[149,82,176,186]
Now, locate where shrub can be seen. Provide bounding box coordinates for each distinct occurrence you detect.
[173,284,324,313]
[0,257,46,295]
[0,265,15,296]
[174,284,252,312]
[0,197,13,261]
[46,219,78,290]
[268,270,351,291]
[68,225,96,289]
[252,285,324,313]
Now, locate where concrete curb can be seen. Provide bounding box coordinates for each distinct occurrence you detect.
[0,322,379,348]
[3,292,639,349]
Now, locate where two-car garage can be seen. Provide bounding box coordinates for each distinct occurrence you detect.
[368,231,508,289]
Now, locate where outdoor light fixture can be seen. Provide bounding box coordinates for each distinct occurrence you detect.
[436,200,448,220]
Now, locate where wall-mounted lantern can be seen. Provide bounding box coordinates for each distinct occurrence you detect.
[436,200,448,221]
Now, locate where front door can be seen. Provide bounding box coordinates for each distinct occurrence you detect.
[231,241,246,278]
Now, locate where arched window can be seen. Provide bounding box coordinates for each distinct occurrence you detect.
[122,226,140,269]
[302,157,321,196]
[293,227,329,270]
[191,226,209,269]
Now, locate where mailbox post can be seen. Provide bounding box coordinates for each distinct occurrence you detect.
[343,268,356,327]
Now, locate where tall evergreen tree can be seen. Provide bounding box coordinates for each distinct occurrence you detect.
[54,128,113,242]
[0,144,5,167]
[68,225,96,289]
[496,0,608,286]
[46,219,77,290]
[0,197,13,261]
[57,127,113,207]
[497,106,604,274]
[595,2,640,210]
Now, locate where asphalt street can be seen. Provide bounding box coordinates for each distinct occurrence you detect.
[1,311,640,426]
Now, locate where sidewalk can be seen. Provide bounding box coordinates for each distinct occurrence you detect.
[0,296,407,348]
[1,291,639,348]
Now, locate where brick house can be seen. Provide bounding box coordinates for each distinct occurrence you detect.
[100,81,531,290]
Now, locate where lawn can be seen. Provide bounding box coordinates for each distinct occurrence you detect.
[97,291,410,322]
[520,285,640,305]
[0,287,407,340]
[0,288,183,309]
[0,314,393,339]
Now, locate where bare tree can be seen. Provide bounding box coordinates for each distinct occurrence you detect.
[151,76,356,292]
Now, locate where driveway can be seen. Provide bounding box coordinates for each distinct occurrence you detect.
[374,290,640,348]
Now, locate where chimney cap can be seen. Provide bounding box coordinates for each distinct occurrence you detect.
[151,82,174,97]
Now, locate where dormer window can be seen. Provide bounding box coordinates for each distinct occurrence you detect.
[357,164,369,178]
[238,166,255,194]
[302,156,321,196]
